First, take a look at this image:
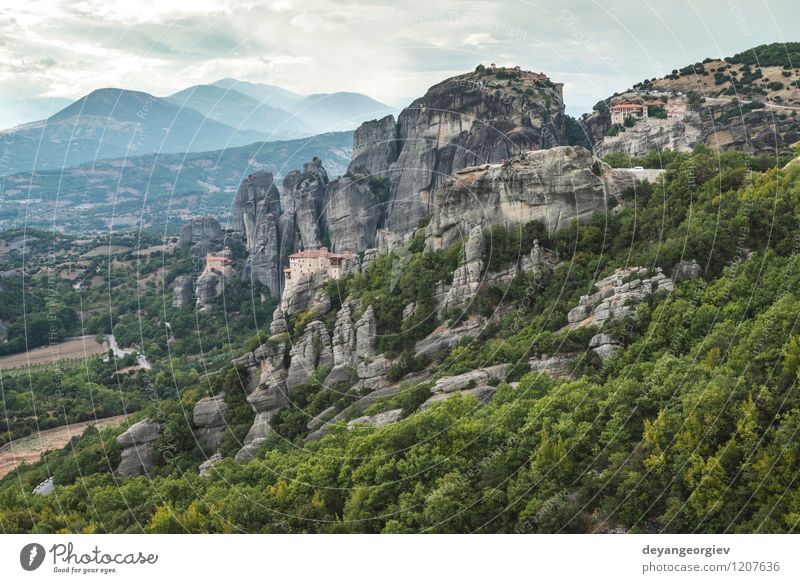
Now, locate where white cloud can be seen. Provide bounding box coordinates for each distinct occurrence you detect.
[0,0,796,128]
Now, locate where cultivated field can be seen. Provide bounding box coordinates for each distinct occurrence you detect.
[0,414,129,478]
[0,335,107,370]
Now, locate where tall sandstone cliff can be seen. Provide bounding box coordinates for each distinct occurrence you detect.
[229,68,569,303]
[323,67,567,246]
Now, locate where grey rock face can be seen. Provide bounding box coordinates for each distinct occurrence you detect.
[232,172,284,297]
[348,408,403,429]
[414,317,485,360]
[431,364,509,394]
[672,259,702,282]
[172,275,193,308]
[283,158,329,252]
[529,354,577,379]
[253,340,290,385]
[309,288,332,316]
[323,175,384,252]
[193,394,228,427]
[355,305,377,359]
[597,112,704,158]
[235,411,274,462]
[286,320,334,391]
[425,146,639,252]
[178,216,224,253]
[383,70,566,235]
[281,270,329,315]
[439,225,484,313]
[420,385,498,411]
[246,210,282,298]
[193,394,228,453]
[589,333,622,361]
[326,301,358,384]
[248,383,290,413]
[566,266,673,329]
[114,420,161,477]
[232,171,281,240]
[195,269,225,309]
[270,305,288,336]
[349,115,398,177]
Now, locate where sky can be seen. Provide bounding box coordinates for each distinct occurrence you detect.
[0,0,797,128]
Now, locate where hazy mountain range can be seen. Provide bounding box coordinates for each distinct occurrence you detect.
[0,131,354,233]
[0,79,395,176]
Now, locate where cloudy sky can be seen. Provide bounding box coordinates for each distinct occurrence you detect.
[0,0,797,128]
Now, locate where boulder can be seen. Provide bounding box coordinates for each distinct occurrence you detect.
[672,259,702,282]
[114,420,161,477]
[348,408,403,429]
[529,354,577,379]
[199,452,223,477]
[589,333,621,361]
[431,364,509,394]
[193,394,228,452]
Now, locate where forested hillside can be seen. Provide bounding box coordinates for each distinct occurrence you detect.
[3,146,800,533]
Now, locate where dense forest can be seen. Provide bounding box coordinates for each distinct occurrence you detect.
[2,146,800,533]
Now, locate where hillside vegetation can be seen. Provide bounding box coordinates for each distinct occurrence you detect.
[3,146,800,533]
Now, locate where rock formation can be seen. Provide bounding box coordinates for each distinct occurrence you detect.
[420,364,509,410]
[326,300,359,384]
[529,354,577,379]
[322,67,566,243]
[172,275,193,308]
[566,266,674,329]
[348,408,403,429]
[355,305,377,359]
[194,270,224,310]
[235,382,289,462]
[589,333,622,361]
[282,158,329,251]
[425,146,639,251]
[193,394,228,453]
[178,216,224,256]
[114,420,161,477]
[348,115,398,177]
[286,320,334,391]
[384,68,566,235]
[280,270,329,314]
[323,175,384,252]
[232,171,284,297]
[439,225,484,313]
[596,112,704,158]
